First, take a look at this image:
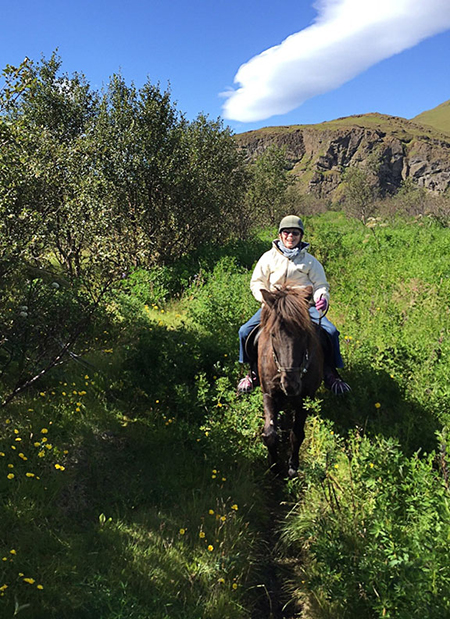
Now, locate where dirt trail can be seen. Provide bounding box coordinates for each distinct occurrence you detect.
[250,476,302,619]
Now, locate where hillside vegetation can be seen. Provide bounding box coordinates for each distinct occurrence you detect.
[412,99,450,136]
[1,54,450,619]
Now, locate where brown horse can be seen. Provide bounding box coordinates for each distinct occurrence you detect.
[258,285,323,477]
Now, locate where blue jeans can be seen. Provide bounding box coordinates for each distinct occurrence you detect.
[238,306,344,368]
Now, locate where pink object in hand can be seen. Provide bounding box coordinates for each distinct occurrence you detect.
[315,297,328,312]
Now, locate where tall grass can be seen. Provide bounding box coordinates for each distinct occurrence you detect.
[1,213,449,618]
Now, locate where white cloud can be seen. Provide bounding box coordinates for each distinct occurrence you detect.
[222,0,450,122]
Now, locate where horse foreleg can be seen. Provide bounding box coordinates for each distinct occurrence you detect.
[288,403,307,478]
[262,393,279,471]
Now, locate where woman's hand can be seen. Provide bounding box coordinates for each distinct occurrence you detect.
[315,297,328,312]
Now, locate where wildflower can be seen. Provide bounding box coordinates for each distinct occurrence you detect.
[45,444,52,450]
[220,516,226,522]
[212,469,217,474]
[9,550,16,555]
[155,400,159,404]
[23,577,35,584]
[84,375,89,380]
[369,463,374,468]
[41,428,48,434]
[1,558,6,562]
[5,419,10,424]
[374,402,381,409]
[41,437,47,443]
[7,474,14,480]
[33,442,40,447]
[0,584,7,591]
[54,464,65,471]
[207,545,214,552]
[14,429,19,434]
[26,473,35,478]
[37,584,43,590]
[62,392,67,396]
[232,583,238,590]
[38,451,45,458]
[7,464,13,468]
[199,532,206,538]
[10,446,16,450]
[222,477,226,482]
[334,464,339,469]
[15,438,22,442]
[39,392,45,397]
[179,528,186,535]
[208,509,214,515]
[0,452,4,457]
[231,504,238,511]
[212,474,216,479]
[218,577,225,584]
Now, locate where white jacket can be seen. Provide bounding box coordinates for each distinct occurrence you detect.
[250,240,330,305]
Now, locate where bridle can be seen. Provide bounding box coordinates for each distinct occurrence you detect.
[272,346,310,377]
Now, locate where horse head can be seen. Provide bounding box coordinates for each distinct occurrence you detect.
[260,286,314,397]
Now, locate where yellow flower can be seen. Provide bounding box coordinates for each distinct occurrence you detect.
[0,584,7,591]
[33,442,40,447]
[26,473,35,478]
[216,402,222,408]
[7,464,13,469]
[231,504,238,511]
[7,474,14,480]
[199,531,206,538]
[207,545,214,552]
[222,477,226,482]
[212,469,217,474]
[23,577,35,584]
[0,452,4,457]
[37,584,44,590]
[84,375,89,379]
[218,577,225,584]
[179,528,186,535]
[375,402,381,409]
[208,509,214,515]
[369,463,374,468]
[45,444,52,450]
[232,583,238,590]
[41,428,48,434]
[39,392,45,396]
[220,516,226,522]
[62,392,67,396]
[9,550,16,555]
[38,451,45,458]
[14,429,19,434]
[212,475,216,479]
[334,464,339,469]
[15,437,22,442]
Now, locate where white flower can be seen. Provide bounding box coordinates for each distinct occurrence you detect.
[51,282,60,289]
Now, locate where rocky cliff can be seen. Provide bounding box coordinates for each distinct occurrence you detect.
[235,113,450,199]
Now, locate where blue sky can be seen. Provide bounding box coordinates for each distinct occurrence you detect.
[1,0,449,134]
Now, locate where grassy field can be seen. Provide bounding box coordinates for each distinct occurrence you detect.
[1,212,449,618]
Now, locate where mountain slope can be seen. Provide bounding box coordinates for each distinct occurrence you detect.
[412,100,450,136]
[236,112,450,199]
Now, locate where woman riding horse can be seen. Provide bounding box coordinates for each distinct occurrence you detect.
[237,215,350,395]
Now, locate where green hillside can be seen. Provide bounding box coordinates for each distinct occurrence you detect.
[412,99,450,135]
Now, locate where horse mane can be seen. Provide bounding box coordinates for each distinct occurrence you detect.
[261,285,315,338]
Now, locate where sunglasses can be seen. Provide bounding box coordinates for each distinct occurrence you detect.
[281,229,301,237]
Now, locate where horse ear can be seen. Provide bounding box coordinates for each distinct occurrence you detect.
[261,289,276,308]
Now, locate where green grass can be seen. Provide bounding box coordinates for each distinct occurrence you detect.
[412,99,450,136]
[1,213,450,618]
